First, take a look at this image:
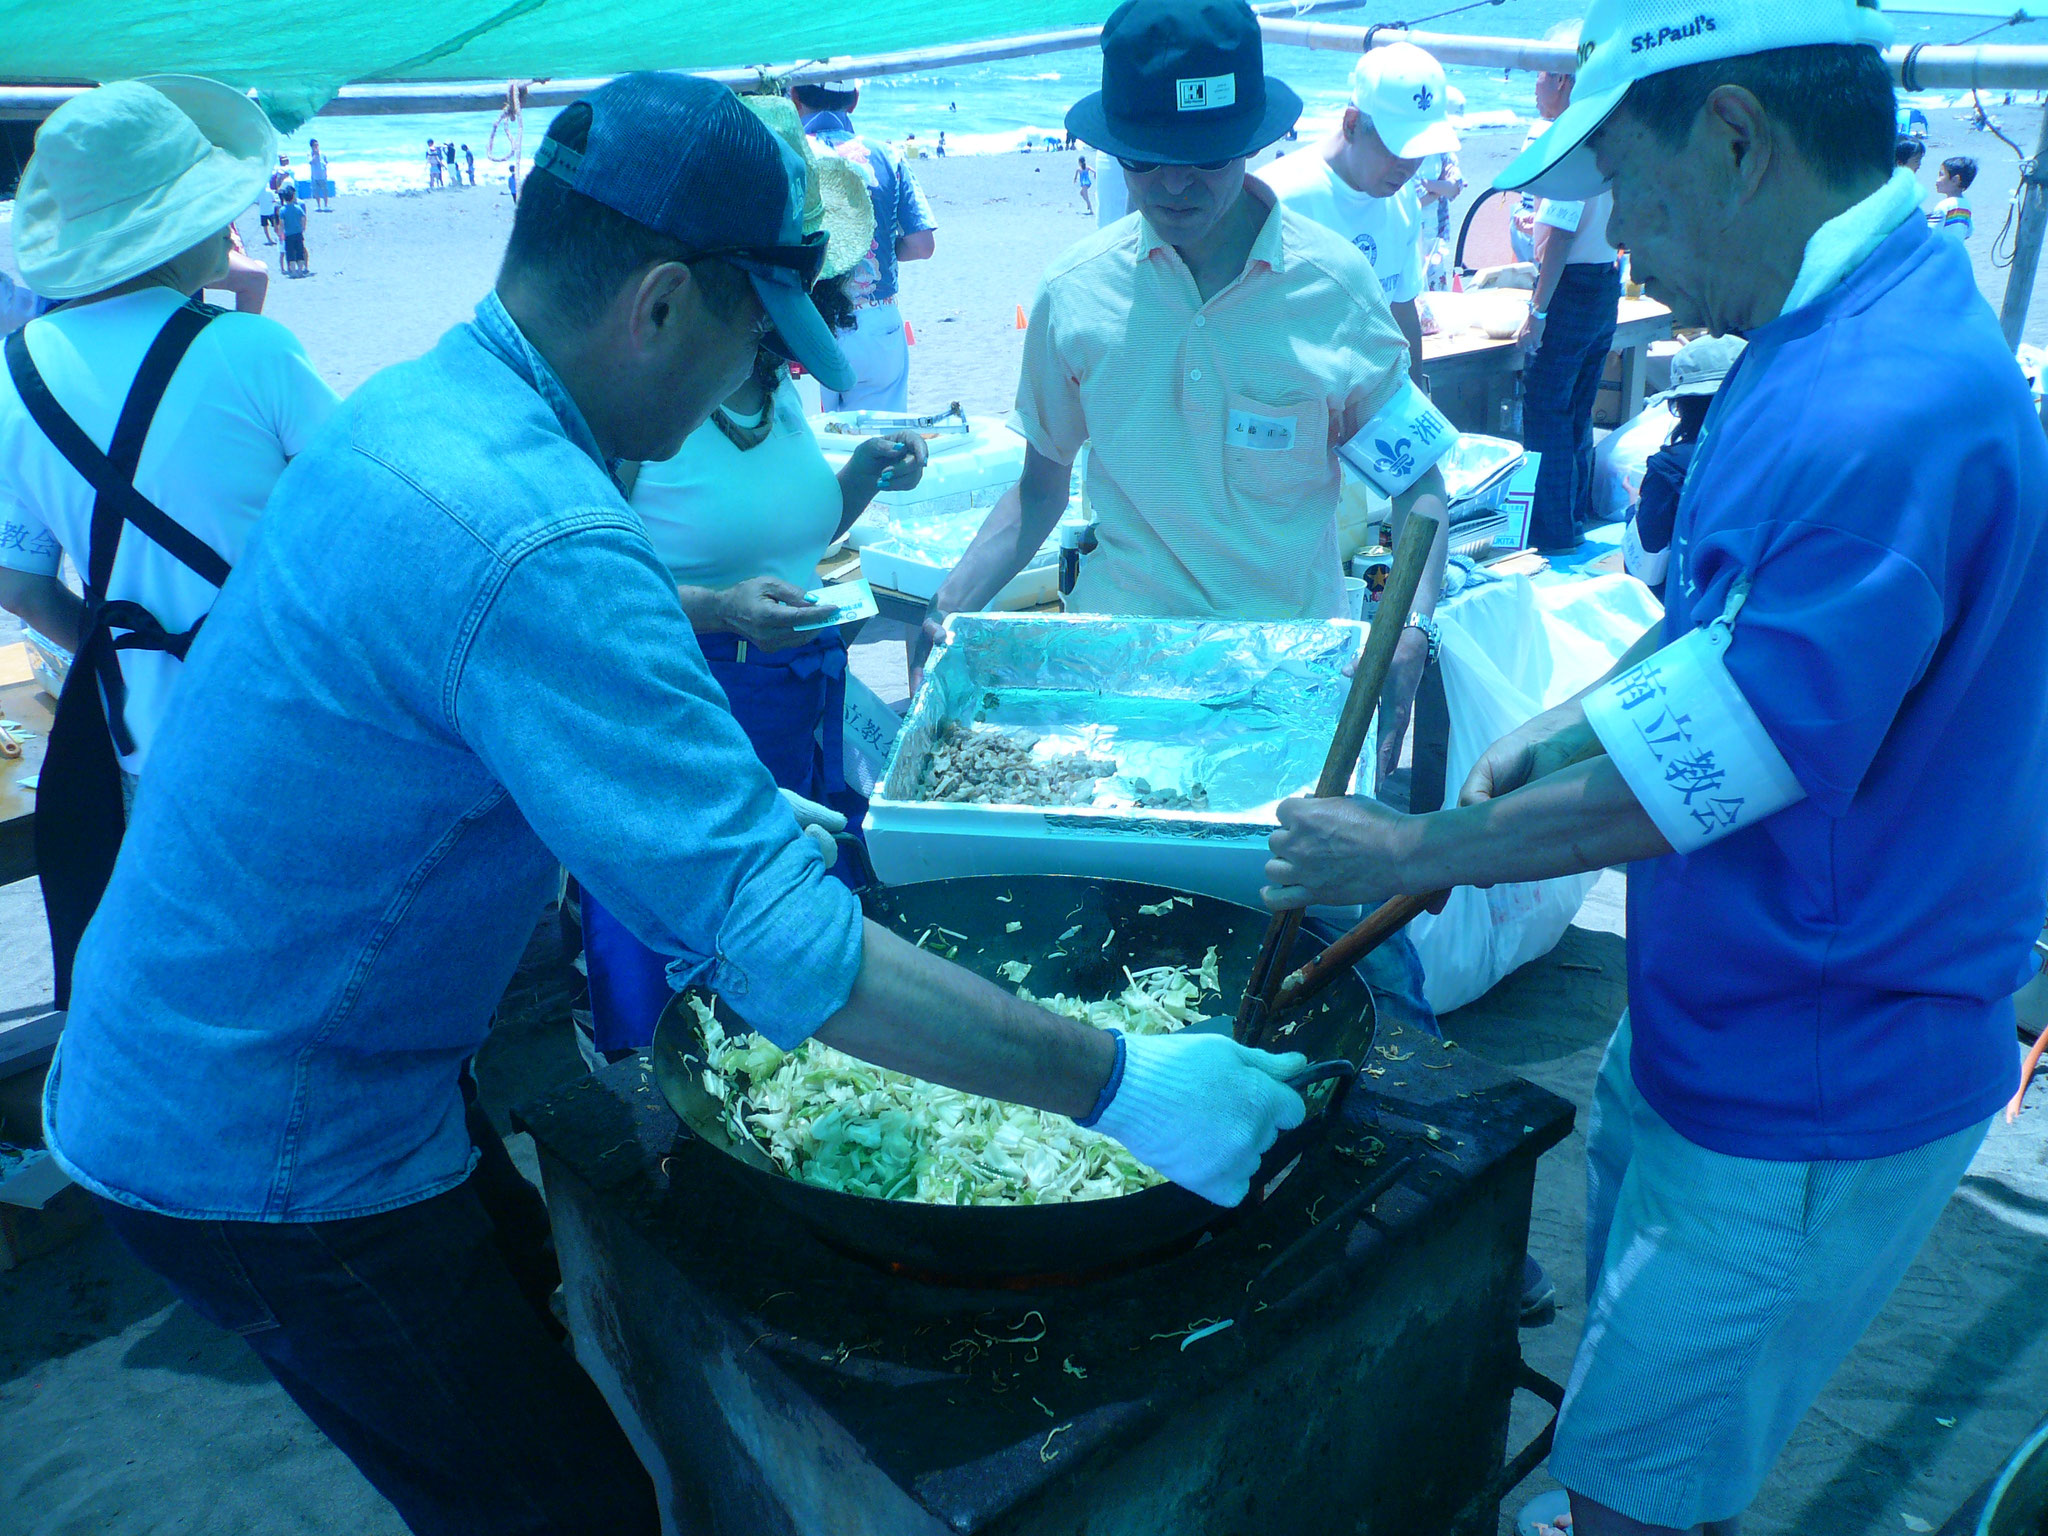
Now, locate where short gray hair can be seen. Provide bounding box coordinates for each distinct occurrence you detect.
[1617,44,1897,189]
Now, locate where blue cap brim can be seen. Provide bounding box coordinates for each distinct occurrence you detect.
[751,269,853,394]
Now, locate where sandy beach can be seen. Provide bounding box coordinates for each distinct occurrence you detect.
[92,100,2046,417]
[6,98,2048,1536]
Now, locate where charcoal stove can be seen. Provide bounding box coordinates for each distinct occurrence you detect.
[518,1013,1572,1536]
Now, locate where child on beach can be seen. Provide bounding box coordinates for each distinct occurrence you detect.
[1075,155,1094,214]
[257,176,279,243]
[426,140,443,188]
[278,187,310,277]
[1931,156,1976,241]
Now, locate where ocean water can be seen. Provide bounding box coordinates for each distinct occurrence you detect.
[281,4,2046,193]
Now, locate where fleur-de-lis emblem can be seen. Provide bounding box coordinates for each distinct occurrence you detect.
[1373,437,1416,477]
[1414,84,1434,112]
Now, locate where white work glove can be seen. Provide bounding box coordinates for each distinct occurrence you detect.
[1087,1032,1308,1207]
[778,788,845,868]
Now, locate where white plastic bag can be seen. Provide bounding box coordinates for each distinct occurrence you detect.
[1407,572,1663,1013]
[1592,405,1675,525]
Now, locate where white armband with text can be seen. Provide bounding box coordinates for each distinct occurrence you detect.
[1336,378,1459,498]
[1582,578,1806,853]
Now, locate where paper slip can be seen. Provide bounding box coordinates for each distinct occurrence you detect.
[18,775,37,792]
[796,578,880,632]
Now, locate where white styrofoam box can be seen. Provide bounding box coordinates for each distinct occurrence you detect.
[814,415,1027,527]
[850,512,1085,610]
[867,614,1374,908]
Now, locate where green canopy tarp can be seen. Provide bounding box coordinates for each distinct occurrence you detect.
[0,1,1108,128]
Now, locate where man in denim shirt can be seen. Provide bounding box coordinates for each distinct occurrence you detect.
[44,76,1307,1534]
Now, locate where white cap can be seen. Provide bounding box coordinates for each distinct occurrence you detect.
[1350,42,1461,159]
[1494,0,1895,198]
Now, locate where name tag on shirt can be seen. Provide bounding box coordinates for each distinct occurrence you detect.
[1227,410,1297,451]
[1535,198,1584,233]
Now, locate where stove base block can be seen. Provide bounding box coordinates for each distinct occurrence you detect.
[540,1148,1535,1536]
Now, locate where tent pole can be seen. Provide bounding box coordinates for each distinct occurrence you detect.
[1999,103,2048,354]
[7,29,2048,121]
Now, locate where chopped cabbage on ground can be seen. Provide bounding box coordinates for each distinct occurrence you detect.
[694,947,1222,1205]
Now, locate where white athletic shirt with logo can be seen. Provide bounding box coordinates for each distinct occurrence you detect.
[1256,148,1427,305]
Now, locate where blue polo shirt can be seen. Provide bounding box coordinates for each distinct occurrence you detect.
[1629,216,2048,1161]
[801,111,936,306]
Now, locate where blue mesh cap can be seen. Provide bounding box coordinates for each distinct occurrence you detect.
[532,72,853,392]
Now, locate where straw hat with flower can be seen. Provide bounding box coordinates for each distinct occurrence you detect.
[739,94,874,282]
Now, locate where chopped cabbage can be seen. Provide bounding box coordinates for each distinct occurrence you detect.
[694,948,1222,1205]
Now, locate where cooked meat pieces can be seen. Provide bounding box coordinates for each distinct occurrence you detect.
[916,721,1116,806]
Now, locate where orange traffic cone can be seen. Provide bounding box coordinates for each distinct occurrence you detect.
[905,321,916,345]
[1014,304,1027,330]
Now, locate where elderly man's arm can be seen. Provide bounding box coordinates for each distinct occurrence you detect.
[1517,221,1573,353]
[911,444,1072,686]
[0,568,85,649]
[1264,753,1670,910]
[1273,620,1668,908]
[896,229,936,262]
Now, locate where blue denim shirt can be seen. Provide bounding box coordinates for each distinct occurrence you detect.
[45,294,864,1221]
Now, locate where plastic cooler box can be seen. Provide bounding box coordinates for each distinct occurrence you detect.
[815,413,1075,608]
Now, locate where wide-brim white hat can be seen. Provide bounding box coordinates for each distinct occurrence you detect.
[15,75,277,300]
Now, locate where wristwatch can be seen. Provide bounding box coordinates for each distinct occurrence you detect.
[1403,612,1443,668]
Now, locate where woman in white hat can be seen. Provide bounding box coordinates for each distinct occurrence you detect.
[0,75,337,1004]
[580,95,929,1055]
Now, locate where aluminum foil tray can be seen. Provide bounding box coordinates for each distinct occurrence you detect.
[866,613,1373,905]
[1440,434,1524,514]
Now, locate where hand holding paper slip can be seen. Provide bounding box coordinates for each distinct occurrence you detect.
[794,578,880,632]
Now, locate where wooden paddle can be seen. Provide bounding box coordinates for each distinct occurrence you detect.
[1235,510,1442,1048]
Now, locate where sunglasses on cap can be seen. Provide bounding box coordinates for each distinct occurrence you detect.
[686,229,831,292]
[1116,155,1235,175]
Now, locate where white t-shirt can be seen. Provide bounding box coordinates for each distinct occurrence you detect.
[1257,147,1427,304]
[630,382,842,594]
[1535,190,1619,267]
[0,289,336,772]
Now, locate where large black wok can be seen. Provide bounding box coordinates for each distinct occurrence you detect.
[650,875,1376,1282]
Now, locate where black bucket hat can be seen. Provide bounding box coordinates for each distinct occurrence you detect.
[1066,0,1302,167]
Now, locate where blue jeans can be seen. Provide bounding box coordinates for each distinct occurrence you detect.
[94,1090,658,1536]
[1523,261,1621,551]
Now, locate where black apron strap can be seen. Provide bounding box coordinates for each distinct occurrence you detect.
[6,299,228,1007]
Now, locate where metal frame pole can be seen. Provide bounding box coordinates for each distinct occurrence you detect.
[1999,104,2048,355]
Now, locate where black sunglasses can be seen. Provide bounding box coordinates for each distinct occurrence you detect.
[1116,155,1235,175]
[688,229,831,292]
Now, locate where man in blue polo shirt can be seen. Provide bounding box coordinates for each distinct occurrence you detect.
[791,78,937,411]
[1257,3,2048,1532]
